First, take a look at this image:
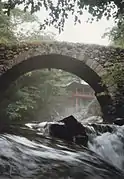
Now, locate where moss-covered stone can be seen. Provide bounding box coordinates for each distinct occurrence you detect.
[0,41,124,120]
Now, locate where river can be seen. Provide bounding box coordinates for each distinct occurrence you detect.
[0,115,124,179]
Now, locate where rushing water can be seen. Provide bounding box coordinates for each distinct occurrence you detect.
[0,117,124,179]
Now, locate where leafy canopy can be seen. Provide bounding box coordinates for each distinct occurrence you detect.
[2,0,124,32]
[0,2,16,43]
[0,2,55,43]
[103,17,124,48]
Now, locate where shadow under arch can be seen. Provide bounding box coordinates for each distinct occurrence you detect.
[0,54,113,122]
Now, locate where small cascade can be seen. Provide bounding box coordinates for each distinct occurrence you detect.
[88,125,124,170]
[0,129,124,179]
[0,114,124,178]
[85,123,116,135]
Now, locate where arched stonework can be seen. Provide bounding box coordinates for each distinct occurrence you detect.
[0,54,112,122]
[0,41,123,121]
[0,41,124,77]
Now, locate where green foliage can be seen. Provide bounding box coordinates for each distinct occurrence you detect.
[103,18,124,48]
[0,3,16,43]
[102,14,124,117]
[0,69,79,122]
[16,30,55,42]
[11,8,55,42]
[2,0,124,32]
[102,59,124,117]
[103,61,124,93]
[10,8,38,25]
[0,3,55,44]
[103,18,124,82]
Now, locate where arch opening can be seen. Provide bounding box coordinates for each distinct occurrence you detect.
[0,54,113,121]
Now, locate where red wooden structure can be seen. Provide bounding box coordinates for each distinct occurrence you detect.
[66,82,95,110]
[72,91,94,99]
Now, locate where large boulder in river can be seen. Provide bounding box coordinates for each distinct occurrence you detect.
[49,115,88,146]
[113,118,124,126]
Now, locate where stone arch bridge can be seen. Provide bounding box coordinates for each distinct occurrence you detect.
[0,41,123,122]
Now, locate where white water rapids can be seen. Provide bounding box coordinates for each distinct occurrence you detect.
[0,115,124,179]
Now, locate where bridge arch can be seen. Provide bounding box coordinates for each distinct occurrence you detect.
[0,54,112,121]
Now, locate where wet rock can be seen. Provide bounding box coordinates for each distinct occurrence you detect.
[74,135,88,146]
[49,123,73,141]
[114,118,124,126]
[90,123,114,134]
[49,115,88,146]
[59,115,86,136]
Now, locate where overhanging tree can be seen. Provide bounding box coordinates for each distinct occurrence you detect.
[0,3,55,43]
[2,0,124,32]
[0,2,16,43]
[103,16,124,48]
